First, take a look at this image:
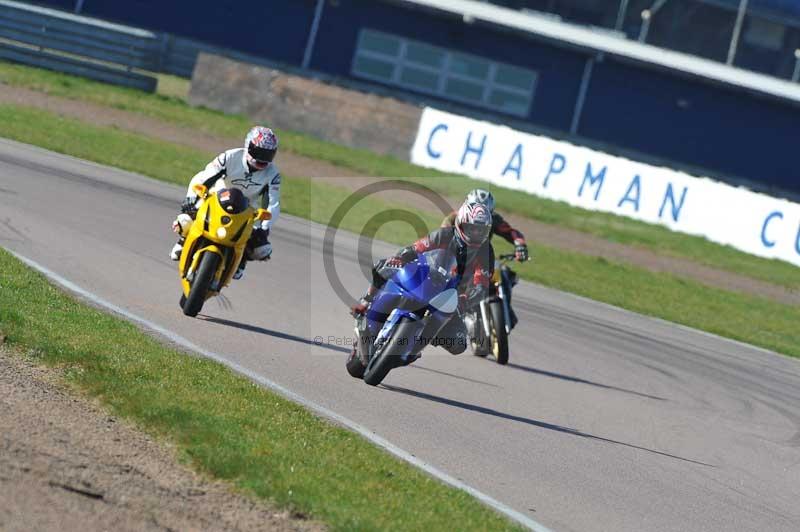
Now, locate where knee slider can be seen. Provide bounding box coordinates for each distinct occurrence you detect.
[174,213,193,238]
[248,242,272,261]
[445,337,467,355]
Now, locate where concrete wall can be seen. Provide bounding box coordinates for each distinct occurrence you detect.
[189,53,422,161]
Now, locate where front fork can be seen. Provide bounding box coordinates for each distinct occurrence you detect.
[373,309,424,366]
[497,277,512,335]
[186,246,226,292]
[479,276,512,337]
[479,299,492,339]
[354,309,417,366]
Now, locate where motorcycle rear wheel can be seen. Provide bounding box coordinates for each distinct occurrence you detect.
[182,252,220,317]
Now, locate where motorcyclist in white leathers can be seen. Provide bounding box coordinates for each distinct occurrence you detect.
[170,126,281,279]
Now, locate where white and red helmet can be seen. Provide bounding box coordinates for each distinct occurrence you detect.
[244,126,279,170]
[454,201,492,248]
[466,188,495,213]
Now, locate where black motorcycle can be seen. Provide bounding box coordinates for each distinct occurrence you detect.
[464,253,522,365]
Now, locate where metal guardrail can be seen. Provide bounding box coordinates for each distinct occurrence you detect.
[0,0,160,90]
[0,41,157,91]
[0,0,273,91]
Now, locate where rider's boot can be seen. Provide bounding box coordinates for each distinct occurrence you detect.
[233,257,248,280]
[463,312,478,341]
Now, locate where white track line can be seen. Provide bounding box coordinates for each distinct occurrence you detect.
[8,249,552,532]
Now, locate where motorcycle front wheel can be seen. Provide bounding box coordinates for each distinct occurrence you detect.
[182,252,220,317]
[363,317,417,386]
[489,300,509,365]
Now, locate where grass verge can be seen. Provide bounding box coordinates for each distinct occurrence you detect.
[1,60,798,289]
[1,103,798,358]
[0,247,522,531]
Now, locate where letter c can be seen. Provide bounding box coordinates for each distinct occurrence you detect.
[426,123,448,159]
[761,211,783,248]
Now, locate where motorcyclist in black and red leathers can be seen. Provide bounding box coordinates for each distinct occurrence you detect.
[351,201,494,355]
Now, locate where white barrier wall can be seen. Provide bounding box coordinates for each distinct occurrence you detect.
[411,107,800,267]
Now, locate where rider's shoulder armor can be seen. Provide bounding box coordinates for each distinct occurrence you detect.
[213,148,279,202]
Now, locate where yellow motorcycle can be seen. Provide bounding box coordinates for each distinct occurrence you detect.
[177,184,270,317]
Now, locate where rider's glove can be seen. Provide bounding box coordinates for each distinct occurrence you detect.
[514,239,529,262]
[180,196,198,217]
[384,256,404,269]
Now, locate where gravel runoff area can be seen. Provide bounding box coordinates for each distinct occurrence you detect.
[0,84,796,306]
[0,344,324,532]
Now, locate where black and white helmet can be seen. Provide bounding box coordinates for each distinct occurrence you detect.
[466,188,495,213]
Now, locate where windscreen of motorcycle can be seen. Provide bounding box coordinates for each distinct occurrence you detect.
[394,249,458,304]
[217,188,250,214]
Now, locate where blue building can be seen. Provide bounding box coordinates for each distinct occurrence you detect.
[22,0,800,197]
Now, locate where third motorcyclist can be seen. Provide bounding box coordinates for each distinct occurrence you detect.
[442,189,528,262]
[442,188,528,328]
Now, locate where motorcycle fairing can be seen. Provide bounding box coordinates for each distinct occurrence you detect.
[363,249,461,363]
[179,190,255,299]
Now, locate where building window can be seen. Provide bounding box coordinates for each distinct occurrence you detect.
[352,29,537,117]
[743,17,785,51]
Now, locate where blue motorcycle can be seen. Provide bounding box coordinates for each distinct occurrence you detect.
[346,249,461,386]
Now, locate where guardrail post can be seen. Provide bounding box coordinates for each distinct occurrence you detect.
[157,33,172,73]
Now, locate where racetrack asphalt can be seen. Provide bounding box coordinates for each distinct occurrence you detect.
[1,138,799,532]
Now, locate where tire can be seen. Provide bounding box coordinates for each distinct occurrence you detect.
[179,294,186,309]
[346,348,366,379]
[363,317,416,386]
[489,300,509,365]
[182,252,220,317]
